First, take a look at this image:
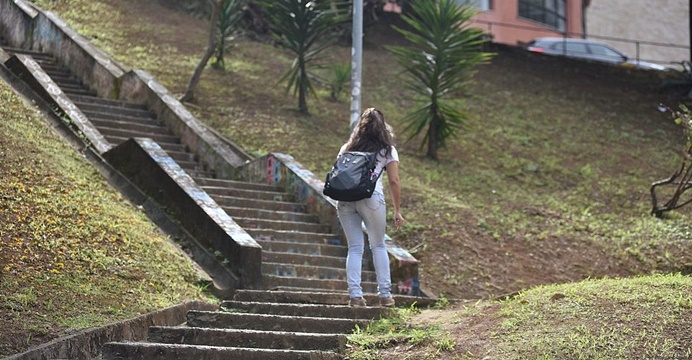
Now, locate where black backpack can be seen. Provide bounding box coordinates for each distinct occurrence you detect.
[323,151,382,202]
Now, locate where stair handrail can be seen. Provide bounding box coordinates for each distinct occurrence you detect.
[2,53,112,154]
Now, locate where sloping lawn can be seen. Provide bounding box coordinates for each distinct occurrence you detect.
[0,82,213,357]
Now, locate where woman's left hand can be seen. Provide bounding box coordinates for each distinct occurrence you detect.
[394,212,405,230]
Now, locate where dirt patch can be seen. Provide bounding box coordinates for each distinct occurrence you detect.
[375,303,503,359]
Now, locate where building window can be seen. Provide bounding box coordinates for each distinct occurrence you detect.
[456,0,492,11]
[518,0,566,32]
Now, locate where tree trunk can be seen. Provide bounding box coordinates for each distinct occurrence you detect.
[180,0,224,103]
[298,58,309,114]
[426,116,439,160]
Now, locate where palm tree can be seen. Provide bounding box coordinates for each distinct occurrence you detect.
[387,0,493,160]
[261,0,345,114]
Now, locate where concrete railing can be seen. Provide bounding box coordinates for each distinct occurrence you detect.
[4,301,217,360]
[103,138,262,289]
[34,10,126,98]
[4,53,112,153]
[119,69,252,179]
[0,0,37,50]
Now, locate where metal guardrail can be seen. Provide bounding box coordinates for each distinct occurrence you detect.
[473,19,690,66]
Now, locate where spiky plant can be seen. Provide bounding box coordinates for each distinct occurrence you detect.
[387,0,493,159]
[212,0,244,71]
[261,0,346,114]
[329,62,351,101]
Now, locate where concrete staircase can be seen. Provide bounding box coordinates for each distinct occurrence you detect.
[3,43,380,295]
[101,290,405,359]
[198,178,377,292]
[0,45,215,179]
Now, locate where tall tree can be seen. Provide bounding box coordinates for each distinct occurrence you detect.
[261,0,345,114]
[387,0,493,160]
[181,0,228,103]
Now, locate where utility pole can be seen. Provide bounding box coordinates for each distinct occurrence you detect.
[349,0,363,132]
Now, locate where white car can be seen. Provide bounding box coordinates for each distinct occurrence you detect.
[526,37,667,71]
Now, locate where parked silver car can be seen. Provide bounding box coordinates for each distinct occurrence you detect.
[526,37,667,71]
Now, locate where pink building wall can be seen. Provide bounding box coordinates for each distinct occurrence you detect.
[470,0,584,46]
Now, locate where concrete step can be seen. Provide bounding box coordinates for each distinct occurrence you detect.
[224,206,318,223]
[233,290,437,308]
[220,301,390,320]
[212,195,306,213]
[263,275,378,293]
[165,149,198,163]
[249,228,340,244]
[101,342,341,360]
[257,240,347,258]
[69,94,149,111]
[234,290,351,306]
[98,127,180,144]
[263,286,351,294]
[32,57,60,67]
[175,160,210,172]
[183,168,216,179]
[186,310,370,334]
[194,177,283,192]
[201,186,293,202]
[234,217,330,234]
[262,262,377,282]
[38,63,72,77]
[85,113,163,128]
[57,82,89,92]
[262,251,347,269]
[100,135,194,161]
[77,103,156,119]
[89,117,168,135]
[261,249,372,274]
[147,326,347,352]
[176,160,209,174]
[0,46,53,60]
[48,74,83,87]
[61,87,96,97]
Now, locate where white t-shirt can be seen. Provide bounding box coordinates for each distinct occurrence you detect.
[338,144,399,195]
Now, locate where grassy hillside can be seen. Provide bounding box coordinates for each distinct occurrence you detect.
[0,82,212,356]
[358,273,691,359]
[0,0,689,357]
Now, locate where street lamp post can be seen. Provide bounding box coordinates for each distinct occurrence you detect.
[349,0,363,132]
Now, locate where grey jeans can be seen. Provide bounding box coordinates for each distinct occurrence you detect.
[337,192,392,299]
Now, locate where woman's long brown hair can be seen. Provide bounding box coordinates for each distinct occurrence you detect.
[344,108,395,157]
